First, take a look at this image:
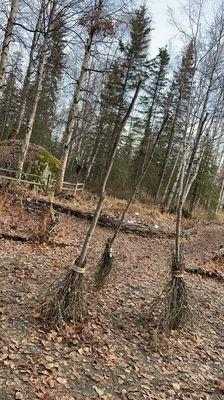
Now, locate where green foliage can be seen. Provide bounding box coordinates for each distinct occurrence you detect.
[38,148,60,176]
[189,142,219,218]
[90,6,152,185]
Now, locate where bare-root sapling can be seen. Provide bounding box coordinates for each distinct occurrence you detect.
[40,258,87,325]
[94,238,114,288]
[149,253,191,333]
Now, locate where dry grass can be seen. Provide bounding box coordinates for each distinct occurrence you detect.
[217,211,224,222]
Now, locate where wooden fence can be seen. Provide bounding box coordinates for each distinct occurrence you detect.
[0,168,85,198]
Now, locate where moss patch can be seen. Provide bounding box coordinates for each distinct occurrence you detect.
[0,139,60,188]
[38,148,60,176]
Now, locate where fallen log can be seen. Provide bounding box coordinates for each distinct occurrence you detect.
[24,198,197,239]
[186,267,224,282]
[0,232,29,243]
[0,232,74,248]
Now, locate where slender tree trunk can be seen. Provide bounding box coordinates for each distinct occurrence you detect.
[166,154,183,210]
[217,178,224,213]
[16,0,57,179]
[183,112,208,198]
[182,88,223,204]
[175,67,196,260]
[109,114,169,244]
[155,95,181,200]
[162,147,181,204]
[0,67,17,139]
[75,82,141,268]
[136,68,164,178]
[54,36,92,192]
[83,136,102,184]
[189,183,198,213]
[175,100,194,260]
[0,0,20,99]
[175,162,186,262]
[8,1,44,139]
[55,0,104,193]
[182,42,222,198]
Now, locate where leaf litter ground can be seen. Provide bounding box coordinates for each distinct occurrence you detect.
[0,198,223,400]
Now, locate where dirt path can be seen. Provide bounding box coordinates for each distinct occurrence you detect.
[0,211,223,400]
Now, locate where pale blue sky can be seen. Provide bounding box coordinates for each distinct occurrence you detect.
[146,0,222,57]
[147,0,180,55]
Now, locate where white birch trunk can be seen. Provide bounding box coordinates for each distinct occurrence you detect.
[55,0,104,193]
[83,137,102,184]
[9,1,44,139]
[162,147,181,205]
[166,151,183,210]
[0,0,20,99]
[17,0,57,179]
[217,179,224,213]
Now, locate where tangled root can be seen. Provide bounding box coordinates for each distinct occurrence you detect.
[94,239,114,289]
[149,254,191,332]
[40,265,86,326]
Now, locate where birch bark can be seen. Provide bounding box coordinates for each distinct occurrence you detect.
[9,1,44,139]
[55,0,104,193]
[17,0,57,179]
[0,0,20,99]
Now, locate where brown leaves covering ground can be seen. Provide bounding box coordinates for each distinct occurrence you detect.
[0,198,224,400]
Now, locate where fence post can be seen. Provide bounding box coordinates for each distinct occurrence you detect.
[45,173,51,195]
[73,183,78,204]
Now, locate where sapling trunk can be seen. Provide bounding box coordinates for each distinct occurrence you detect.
[162,147,181,206]
[155,94,181,200]
[148,162,192,333]
[149,42,196,332]
[94,114,169,288]
[40,83,141,325]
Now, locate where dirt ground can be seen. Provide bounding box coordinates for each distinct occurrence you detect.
[0,195,223,400]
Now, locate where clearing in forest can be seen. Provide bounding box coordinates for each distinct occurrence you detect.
[0,194,223,400]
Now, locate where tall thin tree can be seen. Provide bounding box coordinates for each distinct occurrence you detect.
[16,0,57,179]
[0,0,20,100]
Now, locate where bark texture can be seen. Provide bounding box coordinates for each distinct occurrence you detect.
[0,0,20,99]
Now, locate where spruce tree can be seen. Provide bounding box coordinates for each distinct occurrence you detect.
[91,5,152,186]
[134,47,170,179]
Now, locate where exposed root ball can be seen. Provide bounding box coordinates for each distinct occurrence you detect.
[40,267,86,325]
[94,239,114,289]
[149,255,191,332]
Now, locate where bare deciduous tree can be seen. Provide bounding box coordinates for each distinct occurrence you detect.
[0,0,20,99]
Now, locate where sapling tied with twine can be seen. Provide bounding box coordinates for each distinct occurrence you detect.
[94,113,169,288]
[148,161,192,332]
[148,39,197,333]
[40,82,141,325]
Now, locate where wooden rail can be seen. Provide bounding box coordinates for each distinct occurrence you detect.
[0,174,42,187]
[0,167,45,180]
[61,182,85,203]
[0,168,85,198]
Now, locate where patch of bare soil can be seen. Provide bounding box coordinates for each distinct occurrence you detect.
[0,198,223,400]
